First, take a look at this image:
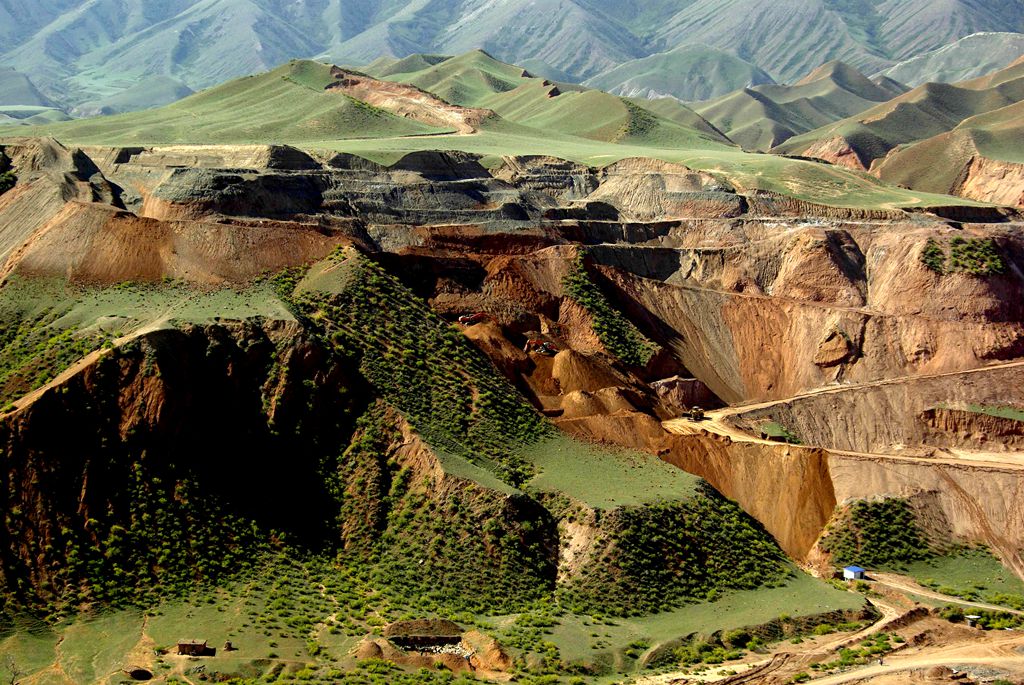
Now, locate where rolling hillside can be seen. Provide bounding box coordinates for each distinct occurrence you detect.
[775,56,1024,169]
[365,50,733,148]
[1,0,1023,112]
[692,61,908,150]
[873,97,1024,206]
[0,61,448,145]
[0,52,991,213]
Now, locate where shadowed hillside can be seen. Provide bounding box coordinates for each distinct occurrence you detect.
[692,61,908,151]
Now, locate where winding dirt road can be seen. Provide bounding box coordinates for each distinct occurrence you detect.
[663,358,1024,472]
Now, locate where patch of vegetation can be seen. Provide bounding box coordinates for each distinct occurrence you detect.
[910,548,1024,610]
[810,632,896,674]
[617,99,660,140]
[760,421,801,445]
[523,434,700,508]
[57,467,266,612]
[673,638,745,667]
[289,253,548,487]
[332,402,555,615]
[920,236,1006,277]
[563,255,658,367]
[920,238,946,274]
[950,236,1005,276]
[0,150,14,194]
[820,498,933,570]
[959,403,1024,422]
[0,304,113,406]
[939,605,1024,630]
[559,482,790,616]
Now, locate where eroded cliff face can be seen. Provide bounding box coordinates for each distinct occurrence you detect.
[921,408,1024,451]
[1,136,1023,601]
[954,155,1024,208]
[661,435,838,559]
[729,363,1024,455]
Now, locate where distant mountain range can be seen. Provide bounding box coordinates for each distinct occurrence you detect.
[1,0,1024,114]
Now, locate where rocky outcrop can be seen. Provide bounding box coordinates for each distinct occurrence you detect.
[327,68,495,134]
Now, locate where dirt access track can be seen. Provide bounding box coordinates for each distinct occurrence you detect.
[663,359,1024,576]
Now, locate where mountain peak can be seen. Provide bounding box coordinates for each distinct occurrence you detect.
[797,61,870,87]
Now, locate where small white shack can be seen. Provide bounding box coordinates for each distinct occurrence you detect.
[843,566,866,581]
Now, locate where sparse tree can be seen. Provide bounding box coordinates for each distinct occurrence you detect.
[4,655,23,685]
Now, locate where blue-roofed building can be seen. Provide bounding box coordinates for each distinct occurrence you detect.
[843,566,866,580]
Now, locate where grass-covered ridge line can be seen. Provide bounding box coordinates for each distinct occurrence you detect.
[0,277,295,409]
[0,61,445,146]
[820,497,934,570]
[563,254,658,368]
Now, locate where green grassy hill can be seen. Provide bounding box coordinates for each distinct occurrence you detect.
[0,61,446,145]
[872,99,1024,196]
[775,56,1024,166]
[692,61,908,150]
[368,49,734,149]
[0,53,994,212]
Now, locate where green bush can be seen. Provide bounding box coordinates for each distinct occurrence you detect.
[950,236,1005,276]
[920,238,946,274]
